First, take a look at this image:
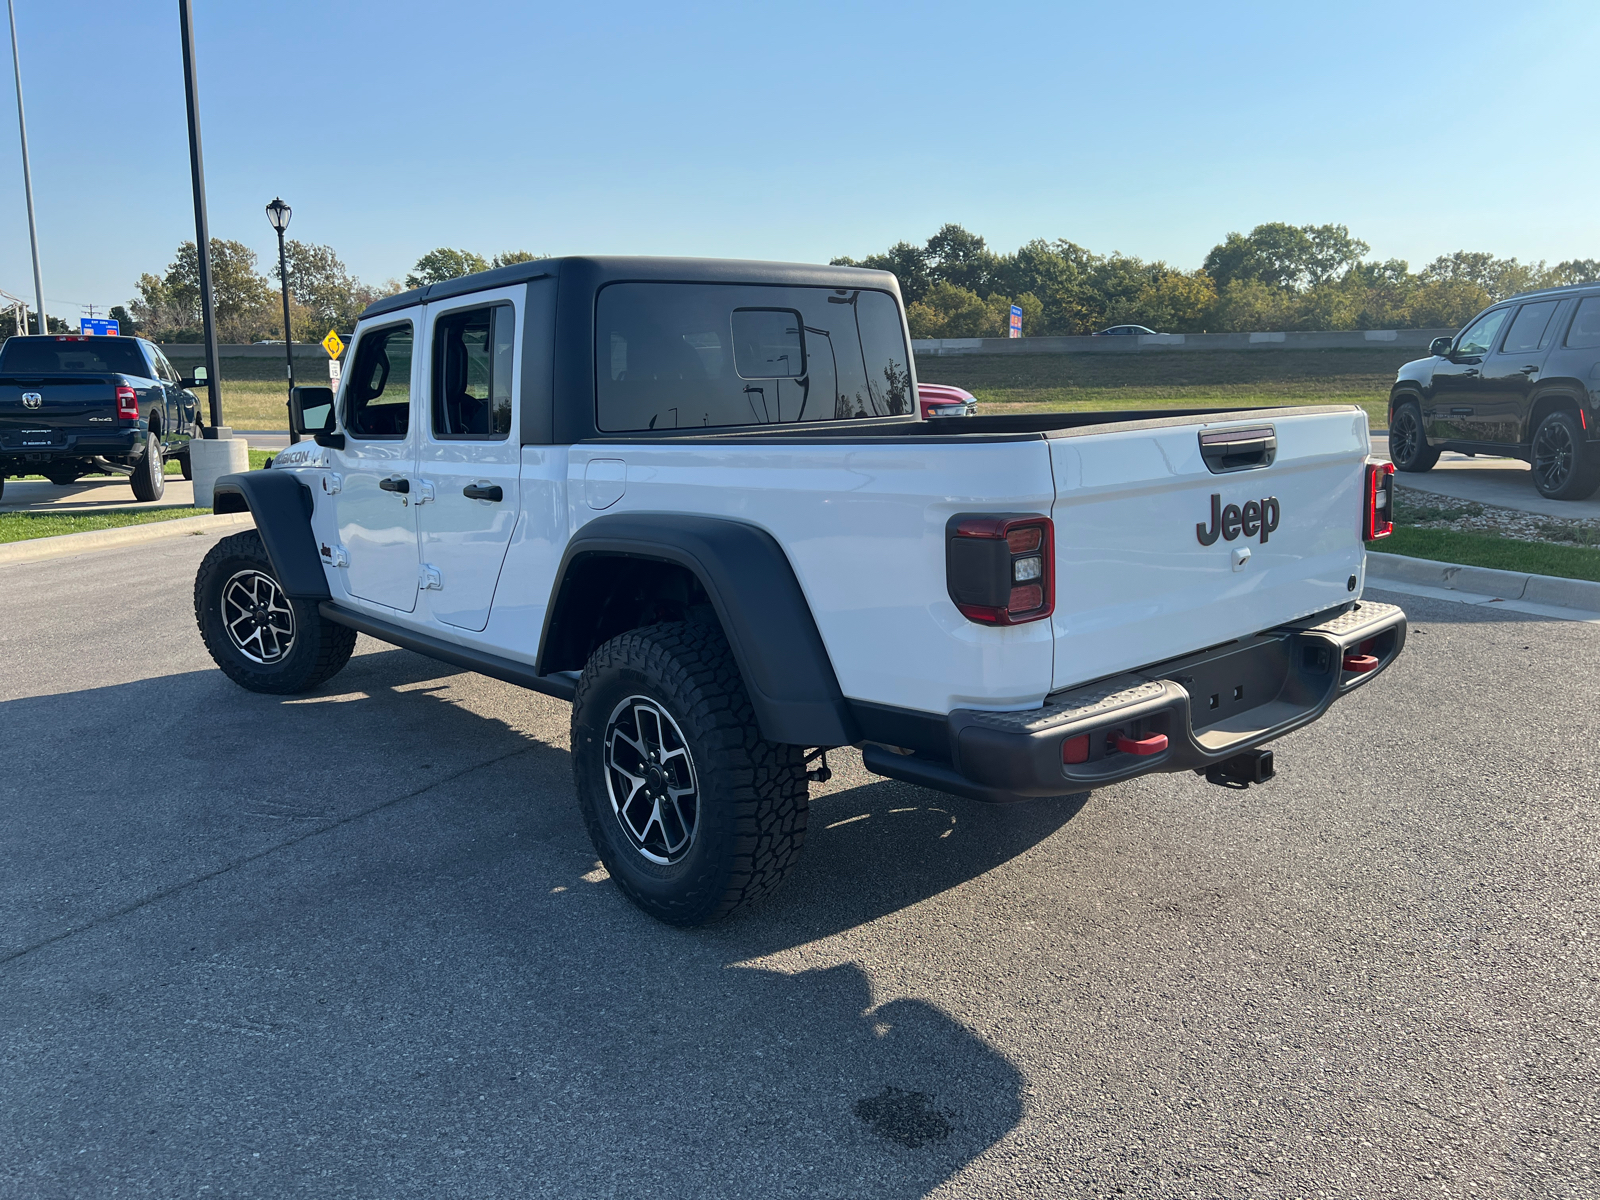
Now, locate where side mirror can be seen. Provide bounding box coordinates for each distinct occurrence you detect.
[179,365,208,389]
[289,385,335,436]
[1429,337,1454,358]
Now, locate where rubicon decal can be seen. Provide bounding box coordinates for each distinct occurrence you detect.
[1197,493,1280,546]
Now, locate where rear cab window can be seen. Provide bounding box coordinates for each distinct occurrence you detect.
[0,338,154,376]
[595,283,912,432]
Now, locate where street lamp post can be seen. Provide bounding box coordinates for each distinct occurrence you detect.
[265,197,297,444]
[7,0,46,332]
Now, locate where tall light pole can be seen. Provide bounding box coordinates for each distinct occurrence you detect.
[7,0,45,333]
[265,197,297,443]
[178,0,223,432]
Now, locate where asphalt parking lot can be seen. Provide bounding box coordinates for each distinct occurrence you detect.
[2,533,1597,1199]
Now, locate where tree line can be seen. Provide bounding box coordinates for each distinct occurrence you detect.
[117,244,542,343]
[832,223,1600,338]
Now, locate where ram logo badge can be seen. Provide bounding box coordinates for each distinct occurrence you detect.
[21,392,42,409]
[1197,493,1280,546]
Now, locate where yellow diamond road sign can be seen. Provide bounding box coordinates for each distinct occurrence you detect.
[321,329,345,359]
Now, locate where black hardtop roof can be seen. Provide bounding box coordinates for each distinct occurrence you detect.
[358,255,900,321]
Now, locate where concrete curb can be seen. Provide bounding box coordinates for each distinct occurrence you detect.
[1367,551,1600,613]
[0,512,255,567]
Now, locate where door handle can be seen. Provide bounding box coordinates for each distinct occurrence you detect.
[1463,369,1478,377]
[1520,365,1539,375]
[462,483,503,502]
[378,476,410,494]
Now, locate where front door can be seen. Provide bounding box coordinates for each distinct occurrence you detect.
[1429,307,1510,442]
[1474,298,1563,445]
[416,294,522,631]
[334,318,421,613]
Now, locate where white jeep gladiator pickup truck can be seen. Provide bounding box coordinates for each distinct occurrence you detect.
[195,256,1406,925]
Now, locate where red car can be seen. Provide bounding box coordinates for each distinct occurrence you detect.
[917,383,978,419]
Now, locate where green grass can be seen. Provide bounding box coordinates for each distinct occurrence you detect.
[1369,527,1600,582]
[916,347,1414,430]
[0,505,208,544]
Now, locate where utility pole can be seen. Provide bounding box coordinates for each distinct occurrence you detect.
[178,0,223,432]
[7,0,46,333]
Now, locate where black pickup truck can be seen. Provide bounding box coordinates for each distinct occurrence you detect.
[0,335,204,501]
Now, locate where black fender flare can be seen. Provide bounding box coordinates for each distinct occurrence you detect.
[538,513,857,747]
[211,470,330,599]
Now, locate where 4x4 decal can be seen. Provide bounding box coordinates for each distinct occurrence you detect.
[1197,493,1280,546]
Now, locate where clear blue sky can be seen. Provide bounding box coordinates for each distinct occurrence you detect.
[2,0,1596,319]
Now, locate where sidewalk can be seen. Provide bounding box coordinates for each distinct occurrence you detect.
[1370,434,1600,521]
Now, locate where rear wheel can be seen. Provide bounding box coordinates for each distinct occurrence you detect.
[571,622,809,926]
[129,432,165,501]
[1531,410,1600,500]
[1388,400,1438,472]
[179,452,193,481]
[195,529,356,693]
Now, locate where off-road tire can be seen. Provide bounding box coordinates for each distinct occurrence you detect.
[43,467,81,486]
[1530,410,1600,501]
[194,529,356,694]
[571,622,809,926]
[1388,399,1438,473]
[130,432,165,501]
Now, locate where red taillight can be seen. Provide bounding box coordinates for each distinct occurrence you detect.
[946,514,1054,625]
[1364,461,1394,541]
[116,386,139,422]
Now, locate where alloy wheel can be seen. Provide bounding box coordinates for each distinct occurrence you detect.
[1391,408,1420,466]
[1533,420,1574,493]
[603,695,701,865]
[220,569,296,664]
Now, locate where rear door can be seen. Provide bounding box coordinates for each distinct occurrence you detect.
[1048,410,1369,692]
[415,291,522,631]
[333,317,422,613]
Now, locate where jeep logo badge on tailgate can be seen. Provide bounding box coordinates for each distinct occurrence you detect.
[22,392,42,409]
[1197,493,1280,546]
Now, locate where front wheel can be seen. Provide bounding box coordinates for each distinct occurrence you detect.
[1388,400,1438,473]
[571,622,809,926]
[129,432,165,501]
[194,529,356,693]
[1531,410,1600,500]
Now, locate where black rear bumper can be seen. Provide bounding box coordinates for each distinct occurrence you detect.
[0,429,144,468]
[863,600,1406,802]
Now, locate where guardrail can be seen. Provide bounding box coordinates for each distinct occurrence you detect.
[912,329,1456,356]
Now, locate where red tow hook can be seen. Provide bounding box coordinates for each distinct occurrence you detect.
[1114,732,1169,756]
[1342,653,1379,674]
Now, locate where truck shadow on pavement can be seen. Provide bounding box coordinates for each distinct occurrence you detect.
[0,644,1089,1198]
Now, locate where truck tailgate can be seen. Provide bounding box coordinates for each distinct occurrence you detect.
[0,376,123,450]
[1049,408,1371,692]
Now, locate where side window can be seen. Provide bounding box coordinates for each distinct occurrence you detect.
[151,347,178,383]
[1455,308,1509,357]
[431,305,513,439]
[344,323,414,439]
[1566,297,1600,349]
[1499,301,1559,355]
[595,283,912,431]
